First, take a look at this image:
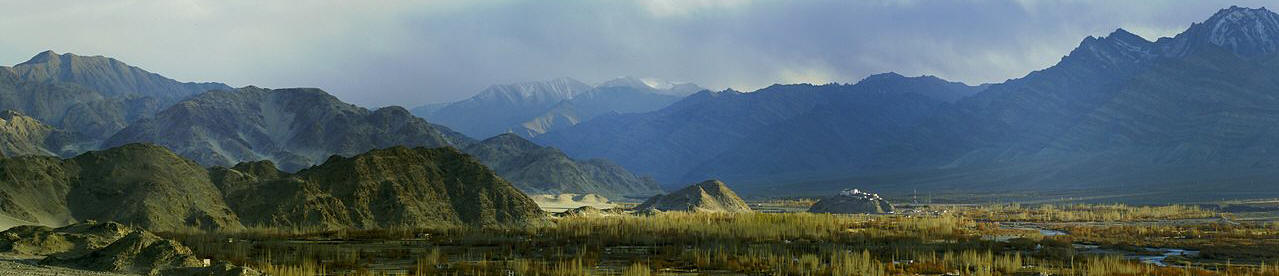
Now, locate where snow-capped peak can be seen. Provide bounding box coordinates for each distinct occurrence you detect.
[598,76,704,96]
[1205,7,1279,45]
[598,76,656,89]
[472,78,591,103]
[1170,5,1279,57]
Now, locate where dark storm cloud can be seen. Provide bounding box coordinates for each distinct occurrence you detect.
[0,0,1270,107]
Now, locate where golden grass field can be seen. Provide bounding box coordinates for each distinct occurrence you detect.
[160,203,1279,275]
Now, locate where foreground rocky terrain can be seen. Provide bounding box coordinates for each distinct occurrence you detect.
[0,221,258,275]
[0,260,134,276]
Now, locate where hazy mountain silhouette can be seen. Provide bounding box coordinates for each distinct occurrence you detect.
[414,77,700,138]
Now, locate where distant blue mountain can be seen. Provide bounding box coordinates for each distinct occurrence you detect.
[537,6,1279,200]
[536,73,983,189]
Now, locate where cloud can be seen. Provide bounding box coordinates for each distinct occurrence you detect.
[0,0,1272,107]
[639,0,751,17]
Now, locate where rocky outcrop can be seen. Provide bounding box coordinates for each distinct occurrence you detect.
[0,221,259,275]
[808,189,894,214]
[634,180,751,213]
[0,110,90,157]
[553,206,625,218]
[214,146,547,229]
[463,134,663,198]
[0,110,54,157]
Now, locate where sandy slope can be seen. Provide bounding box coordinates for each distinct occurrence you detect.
[530,193,617,213]
[0,213,39,231]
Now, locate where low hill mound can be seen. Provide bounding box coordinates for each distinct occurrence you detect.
[634,180,752,213]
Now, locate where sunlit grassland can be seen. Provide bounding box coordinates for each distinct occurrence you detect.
[951,203,1220,222]
[159,204,1279,275]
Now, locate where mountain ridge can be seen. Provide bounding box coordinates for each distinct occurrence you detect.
[414,76,702,138]
[104,86,471,172]
[10,51,230,103]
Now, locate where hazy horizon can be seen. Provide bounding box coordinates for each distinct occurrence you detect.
[1,0,1272,107]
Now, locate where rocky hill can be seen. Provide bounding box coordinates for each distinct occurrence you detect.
[634,180,751,213]
[807,189,894,214]
[0,144,243,232]
[0,143,547,232]
[213,146,546,229]
[105,87,471,172]
[462,134,662,199]
[0,110,89,157]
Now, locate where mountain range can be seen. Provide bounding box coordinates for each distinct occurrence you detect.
[0,52,662,198]
[413,76,702,138]
[535,6,1279,200]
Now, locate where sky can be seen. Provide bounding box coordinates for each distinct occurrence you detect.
[0,0,1272,107]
